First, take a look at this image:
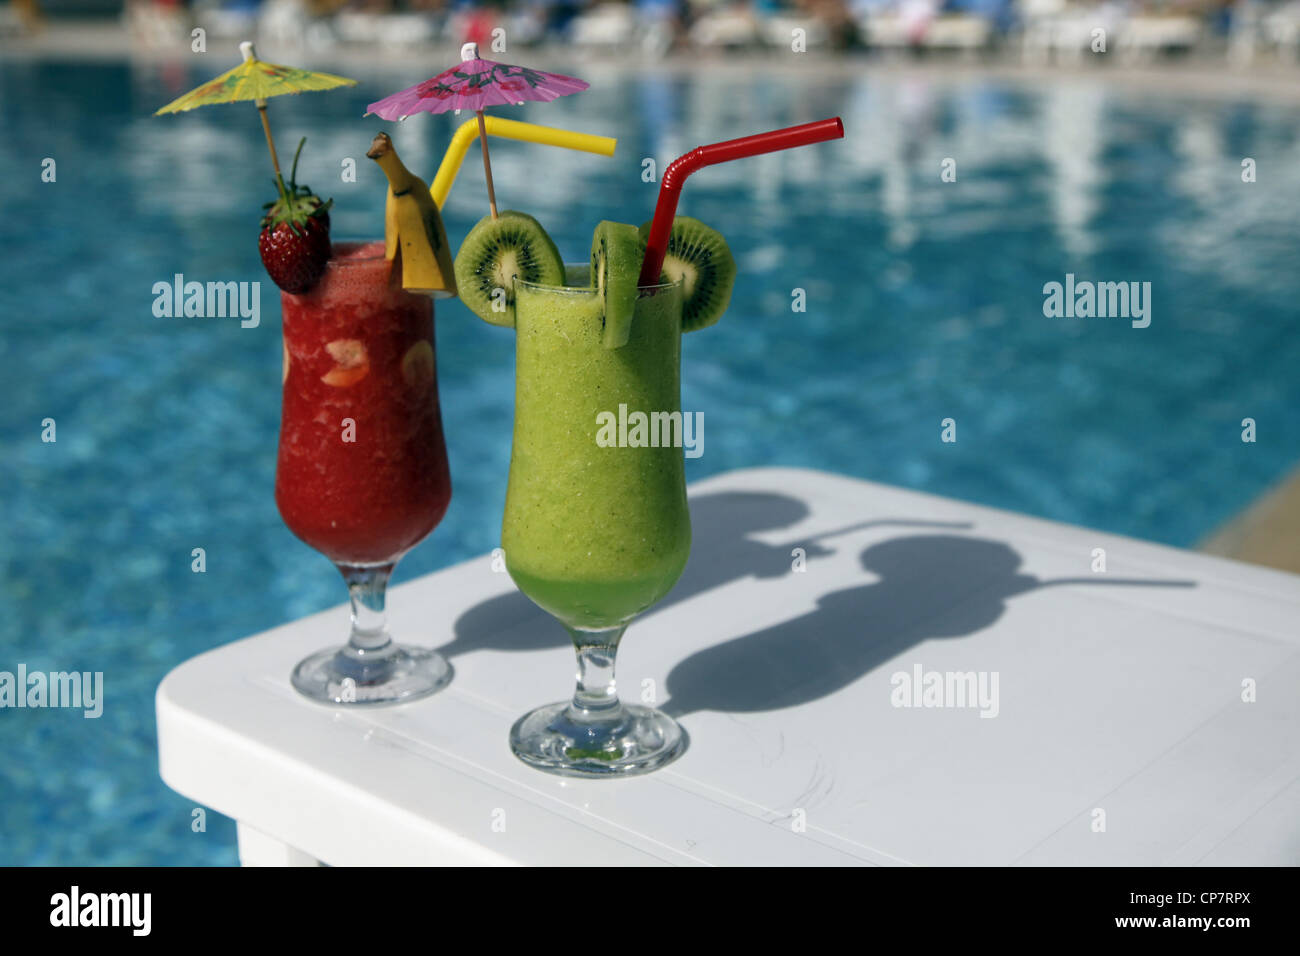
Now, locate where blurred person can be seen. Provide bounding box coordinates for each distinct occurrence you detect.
[125,0,191,48]
[795,0,862,48]
[899,0,938,48]
[505,0,549,46]
[545,0,588,39]
[261,0,311,48]
[637,0,688,54]
[1262,0,1300,64]
[188,0,261,42]
[683,0,726,33]
[443,0,500,48]
[1207,0,1235,37]
[465,0,501,47]
[947,0,1015,34]
[305,0,355,13]
[1226,0,1263,62]
[11,0,44,33]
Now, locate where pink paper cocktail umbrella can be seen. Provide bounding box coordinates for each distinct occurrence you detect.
[366,43,589,220]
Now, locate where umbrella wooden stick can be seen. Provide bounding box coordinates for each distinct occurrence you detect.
[475,110,499,220]
[241,41,283,180]
[258,105,283,178]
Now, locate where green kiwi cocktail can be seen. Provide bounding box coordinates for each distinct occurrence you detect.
[453,191,803,781]
[452,209,738,777]
[501,265,692,776]
[502,270,691,630]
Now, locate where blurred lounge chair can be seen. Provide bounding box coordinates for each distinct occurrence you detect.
[759,15,831,49]
[374,13,439,49]
[1263,1,1300,62]
[124,0,191,48]
[922,14,993,50]
[333,10,440,49]
[570,3,637,47]
[1115,14,1203,62]
[1020,0,1122,64]
[260,0,312,49]
[190,0,258,41]
[1022,3,1206,65]
[862,12,994,53]
[1227,0,1261,64]
[689,4,762,48]
[502,8,548,48]
[571,1,677,55]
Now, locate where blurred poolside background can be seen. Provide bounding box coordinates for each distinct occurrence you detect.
[1,2,1298,865]
[5,0,1300,64]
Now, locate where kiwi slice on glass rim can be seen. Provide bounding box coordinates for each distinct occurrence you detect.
[637,216,735,332]
[453,210,564,327]
[590,220,644,349]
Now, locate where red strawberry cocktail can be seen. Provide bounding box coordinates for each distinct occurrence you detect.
[277,241,454,704]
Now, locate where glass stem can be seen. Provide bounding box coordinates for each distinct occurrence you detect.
[340,563,396,659]
[567,625,628,721]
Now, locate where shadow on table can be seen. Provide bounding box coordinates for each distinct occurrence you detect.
[438,490,972,658]
[658,534,1198,718]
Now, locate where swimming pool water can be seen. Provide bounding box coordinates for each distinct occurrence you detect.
[1,59,1298,864]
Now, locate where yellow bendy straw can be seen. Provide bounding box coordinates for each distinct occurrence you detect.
[430,117,617,210]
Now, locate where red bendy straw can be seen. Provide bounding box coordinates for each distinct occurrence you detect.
[639,117,845,287]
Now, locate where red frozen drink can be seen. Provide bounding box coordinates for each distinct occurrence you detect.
[276,241,450,563]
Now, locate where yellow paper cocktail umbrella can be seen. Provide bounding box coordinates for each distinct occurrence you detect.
[155,41,357,183]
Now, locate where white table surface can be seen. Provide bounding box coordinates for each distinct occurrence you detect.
[156,467,1300,866]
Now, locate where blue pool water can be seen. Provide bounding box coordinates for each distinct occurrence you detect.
[1,58,1298,865]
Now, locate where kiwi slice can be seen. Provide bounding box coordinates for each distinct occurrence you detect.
[637,216,735,332]
[454,210,564,327]
[590,220,644,349]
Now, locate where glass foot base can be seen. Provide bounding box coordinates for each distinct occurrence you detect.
[509,702,686,777]
[291,645,452,705]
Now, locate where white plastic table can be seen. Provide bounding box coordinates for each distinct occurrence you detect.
[156,468,1300,866]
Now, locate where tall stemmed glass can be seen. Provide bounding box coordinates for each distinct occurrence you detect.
[277,241,453,704]
[503,267,690,776]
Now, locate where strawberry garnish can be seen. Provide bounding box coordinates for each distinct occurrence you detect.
[259,137,333,294]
